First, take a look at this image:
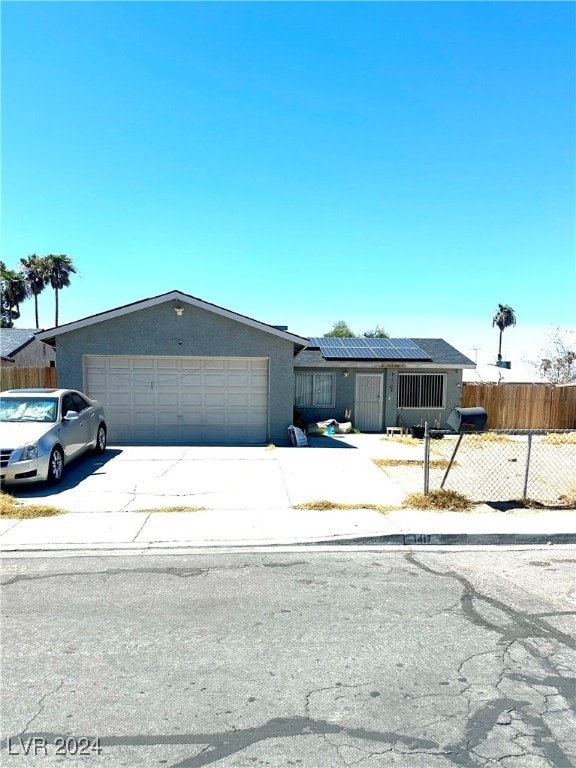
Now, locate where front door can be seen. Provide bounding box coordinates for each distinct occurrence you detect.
[354,374,383,432]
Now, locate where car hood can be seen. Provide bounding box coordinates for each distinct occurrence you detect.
[0,422,53,448]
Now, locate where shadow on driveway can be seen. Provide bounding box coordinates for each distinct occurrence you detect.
[307,436,358,448]
[7,448,123,500]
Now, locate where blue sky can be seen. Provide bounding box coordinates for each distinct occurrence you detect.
[2,1,575,381]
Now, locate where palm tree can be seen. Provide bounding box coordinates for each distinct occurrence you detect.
[45,254,77,327]
[20,254,48,328]
[492,303,516,361]
[0,261,29,327]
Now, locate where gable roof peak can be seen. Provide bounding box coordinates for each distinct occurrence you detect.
[36,290,308,347]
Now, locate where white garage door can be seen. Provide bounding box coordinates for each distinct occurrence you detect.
[85,356,269,445]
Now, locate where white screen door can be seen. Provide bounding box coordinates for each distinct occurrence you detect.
[354,374,383,432]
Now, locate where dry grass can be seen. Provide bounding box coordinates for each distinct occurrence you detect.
[518,492,576,510]
[374,458,453,470]
[380,435,421,445]
[559,489,576,507]
[134,506,207,513]
[541,432,576,445]
[471,432,513,443]
[404,489,473,511]
[293,500,397,514]
[0,492,66,519]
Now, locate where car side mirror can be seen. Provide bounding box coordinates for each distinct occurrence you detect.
[64,410,79,421]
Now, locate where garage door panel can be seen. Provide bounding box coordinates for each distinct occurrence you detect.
[133,374,154,386]
[204,411,226,426]
[182,393,203,407]
[228,359,249,370]
[157,412,180,427]
[182,412,203,426]
[134,411,158,426]
[161,392,179,407]
[181,373,202,387]
[108,358,132,369]
[228,393,249,407]
[85,356,270,445]
[134,392,155,406]
[112,412,133,426]
[228,374,250,387]
[205,393,225,407]
[247,412,268,426]
[109,374,132,388]
[205,374,226,387]
[109,392,132,406]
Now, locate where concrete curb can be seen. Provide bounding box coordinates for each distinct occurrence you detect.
[310,532,576,546]
[1,531,575,555]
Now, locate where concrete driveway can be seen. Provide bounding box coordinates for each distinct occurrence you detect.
[7,435,410,514]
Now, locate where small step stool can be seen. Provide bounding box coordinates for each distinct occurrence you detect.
[386,426,404,437]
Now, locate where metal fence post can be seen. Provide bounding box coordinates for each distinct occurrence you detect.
[423,421,430,495]
[523,433,533,499]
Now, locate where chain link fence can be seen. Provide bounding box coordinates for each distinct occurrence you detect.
[424,430,576,506]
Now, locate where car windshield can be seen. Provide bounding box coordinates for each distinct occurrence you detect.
[0,397,58,423]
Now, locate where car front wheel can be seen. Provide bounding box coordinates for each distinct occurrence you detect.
[95,424,107,454]
[47,446,64,484]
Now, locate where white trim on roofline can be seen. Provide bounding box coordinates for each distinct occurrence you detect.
[36,290,308,347]
[295,361,475,370]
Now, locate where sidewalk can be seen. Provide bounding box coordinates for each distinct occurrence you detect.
[1,435,575,552]
[2,506,575,552]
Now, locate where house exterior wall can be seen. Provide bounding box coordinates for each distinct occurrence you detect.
[295,367,464,431]
[12,339,56,367]
[53,300,296,444]
[392,368,463,430]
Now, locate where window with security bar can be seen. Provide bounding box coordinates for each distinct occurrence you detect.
[295,373,335,407]
[398,373,446,408]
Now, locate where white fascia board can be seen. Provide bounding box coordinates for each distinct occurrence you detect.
[392,362,476,370]
[36,290,308,347]
[295,360,475,370]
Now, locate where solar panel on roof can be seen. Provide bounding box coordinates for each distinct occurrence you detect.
[313,337,432,361]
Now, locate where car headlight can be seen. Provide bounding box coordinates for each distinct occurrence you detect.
[21,442,38,461]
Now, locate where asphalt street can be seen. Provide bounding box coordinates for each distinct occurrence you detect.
[1,549,575,767]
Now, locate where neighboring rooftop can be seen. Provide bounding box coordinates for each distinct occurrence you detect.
[0,328,39,358]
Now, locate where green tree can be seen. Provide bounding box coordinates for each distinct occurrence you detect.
[20,254,49,328]
[363,325,389,339]
[324,321,356,338]
[0,261,29,327]
[492,303,516,361]
[45,254,76,327]
[528,329,576,384]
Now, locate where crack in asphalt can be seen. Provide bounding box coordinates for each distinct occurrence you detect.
[405,554,576,767]
[18,681,64,737]
[0,720,440,768]
[1,566,209,586]
[4,556,575,766]
[1,560,311,587]
[404,554,576,650]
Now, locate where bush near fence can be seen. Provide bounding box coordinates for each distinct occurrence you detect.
[0,366,57,391]
[462,382,576,429]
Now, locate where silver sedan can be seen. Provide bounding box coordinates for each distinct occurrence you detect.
[0,388,107,485]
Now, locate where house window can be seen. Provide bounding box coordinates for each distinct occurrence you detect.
[295,373,335,407]
[398,374,446,408]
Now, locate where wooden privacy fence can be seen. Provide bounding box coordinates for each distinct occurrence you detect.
[0,366,57,391]
[462,382,576,430]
